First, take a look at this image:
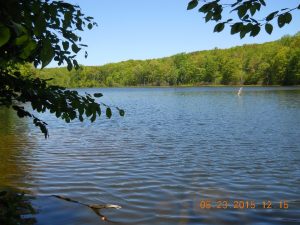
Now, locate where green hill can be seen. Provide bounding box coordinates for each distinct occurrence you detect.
[33,33,300,87]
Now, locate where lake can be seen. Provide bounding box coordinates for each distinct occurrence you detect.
[0,86,300,225]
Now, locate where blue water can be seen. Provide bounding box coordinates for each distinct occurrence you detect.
[0,86,300,225]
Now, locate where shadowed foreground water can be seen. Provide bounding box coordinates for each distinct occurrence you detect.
[0,87,300,225]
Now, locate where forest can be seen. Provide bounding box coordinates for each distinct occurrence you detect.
[25,33,300,87]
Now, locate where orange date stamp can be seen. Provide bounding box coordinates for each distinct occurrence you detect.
[199,200,289,209]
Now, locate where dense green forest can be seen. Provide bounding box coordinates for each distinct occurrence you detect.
[26,33,300,87]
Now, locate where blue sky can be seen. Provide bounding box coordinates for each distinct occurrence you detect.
[50,0,300,67]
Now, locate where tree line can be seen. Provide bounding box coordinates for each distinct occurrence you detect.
[30,33,300,87]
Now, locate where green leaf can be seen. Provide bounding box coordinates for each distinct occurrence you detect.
[73,59,79,70]
[237,5,247,18]
[15,34,28,46]
[242,14,249,20]
[0,24,10,47]
[63,11,72,28]
[285,12,292,24]
[62,41,69,50]
[71,43,81,53]
[205,11,213,22]
[19,40,37,59]
[76,19,83,31]
[250,5,256,16]
[245,22,254,33]
[250,25,261,37]
[93,93,103,98]
[266,11,278,21]
[106,107,112,118]
[87,23,93,29]
[34,15,46,36]
[213,12,222,21]
[231,22,243,35]
[41,39,55,68]
[199,4,210,13]
[239,32,246,39]
[214,23,225,32]
[11,21,27,36]
[265,23,273,34]
[187,0,198,10]
[254,2,261,11]
[259,0,266,6]
[239,26,248,39]
[277,14,285,28]
[67,61,73,71]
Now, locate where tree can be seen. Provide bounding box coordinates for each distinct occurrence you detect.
[187,0,300,38]
[203,56,220,83]
[0,0,124,138]
[285,49,300,85]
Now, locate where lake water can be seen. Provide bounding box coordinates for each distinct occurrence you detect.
[0,87,300,225]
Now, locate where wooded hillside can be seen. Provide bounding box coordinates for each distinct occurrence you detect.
[32,33,300,87]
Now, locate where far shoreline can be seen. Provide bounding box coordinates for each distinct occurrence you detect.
[68,84,300,89]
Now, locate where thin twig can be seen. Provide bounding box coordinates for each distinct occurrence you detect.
[52,195,121,223]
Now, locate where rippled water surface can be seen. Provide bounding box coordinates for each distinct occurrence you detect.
[1,87,300,225]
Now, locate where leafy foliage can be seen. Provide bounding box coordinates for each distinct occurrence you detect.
[0,0,124,138]
[0,0,96,69]
[1,66,121,138]
[187,0,300,38]
[35,33,300,87]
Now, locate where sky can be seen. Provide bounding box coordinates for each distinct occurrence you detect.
[50,0,300,67]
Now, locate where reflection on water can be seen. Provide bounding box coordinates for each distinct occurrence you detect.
[0,108,36,188]
[0,188,37,225]
[0,87,300,225]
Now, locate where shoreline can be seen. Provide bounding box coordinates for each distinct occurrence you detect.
[67,84,300,89]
